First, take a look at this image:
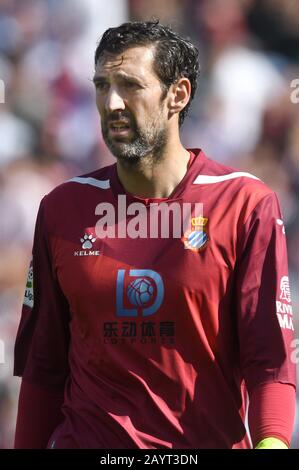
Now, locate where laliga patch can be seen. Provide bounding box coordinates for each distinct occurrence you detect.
[23,259,34,308]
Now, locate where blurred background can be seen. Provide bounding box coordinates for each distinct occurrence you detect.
[0,0,298,448]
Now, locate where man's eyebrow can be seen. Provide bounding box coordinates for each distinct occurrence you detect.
[92,76,106,83]
[93,72,142,83]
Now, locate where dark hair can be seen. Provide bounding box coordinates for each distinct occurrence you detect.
[95,20,200,126]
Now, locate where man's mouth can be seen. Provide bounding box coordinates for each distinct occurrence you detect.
[108,121,131,136]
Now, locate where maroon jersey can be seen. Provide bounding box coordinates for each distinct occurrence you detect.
[14,149,296,448]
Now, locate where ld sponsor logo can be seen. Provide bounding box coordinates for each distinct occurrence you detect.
[116,269,164,317]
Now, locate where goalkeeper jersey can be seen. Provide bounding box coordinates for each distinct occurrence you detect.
[14,149,296,448]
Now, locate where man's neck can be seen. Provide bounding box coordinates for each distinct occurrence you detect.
[116,141,190,199]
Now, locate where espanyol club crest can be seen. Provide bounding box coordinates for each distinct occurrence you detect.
[183,216,209,252]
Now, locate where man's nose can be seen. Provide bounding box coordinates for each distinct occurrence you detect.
[105,88,125,113]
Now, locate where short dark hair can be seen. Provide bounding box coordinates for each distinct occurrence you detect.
[95,20,200,126]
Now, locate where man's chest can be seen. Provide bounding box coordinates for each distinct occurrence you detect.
[51,194,238,312]
[48,194,240,358]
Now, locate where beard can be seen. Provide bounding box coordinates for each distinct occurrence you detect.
[101,112,168,165]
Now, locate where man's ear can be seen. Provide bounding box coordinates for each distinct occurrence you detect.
[167,77,191,118]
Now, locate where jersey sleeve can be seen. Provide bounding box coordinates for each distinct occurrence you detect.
[14,198,70,389]
[235,192,296,394]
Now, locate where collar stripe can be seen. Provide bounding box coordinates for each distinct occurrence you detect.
[193,172,259,185]
[67,177,110,189]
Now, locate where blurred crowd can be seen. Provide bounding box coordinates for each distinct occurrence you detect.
[0,0,298,448]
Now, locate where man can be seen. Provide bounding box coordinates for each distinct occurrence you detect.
[14,20,296,449]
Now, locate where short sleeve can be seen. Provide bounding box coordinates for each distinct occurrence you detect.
[14,198,70,388]
[235,192,296,394]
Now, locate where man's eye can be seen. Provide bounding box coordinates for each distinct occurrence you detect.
[95,82,109,91]
[125,82,140,90]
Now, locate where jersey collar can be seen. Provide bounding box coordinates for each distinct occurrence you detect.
[109,148,204,204]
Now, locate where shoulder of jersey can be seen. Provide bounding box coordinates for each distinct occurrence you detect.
[43,164,113,205]
[193,151,273,200]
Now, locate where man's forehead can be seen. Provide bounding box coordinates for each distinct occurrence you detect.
[96,46,155,75]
